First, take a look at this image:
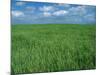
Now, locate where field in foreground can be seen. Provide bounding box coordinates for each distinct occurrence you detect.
[11,24,96,74]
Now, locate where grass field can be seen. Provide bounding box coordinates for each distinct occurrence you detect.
[11,24,96,74]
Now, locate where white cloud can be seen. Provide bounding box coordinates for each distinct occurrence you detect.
[53,10,68,16]
[16,2,25,6]
[25,6,35,13]
[26,6,35,10]
[43,12,52,17]
[84,14,95,21]
[12,11,24,17]
[69,6,87,16]
[39,6,54,12]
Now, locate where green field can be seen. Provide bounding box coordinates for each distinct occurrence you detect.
[11,24,96,74]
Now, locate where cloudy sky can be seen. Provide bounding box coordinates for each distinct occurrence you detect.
[11,0,96,24]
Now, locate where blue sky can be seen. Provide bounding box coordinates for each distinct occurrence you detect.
[11,0,96,24]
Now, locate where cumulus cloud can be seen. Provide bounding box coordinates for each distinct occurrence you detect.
[12,2,96,24]
[12,11,24,17]
[53,10,68,16]
[43,12,52,17]
[69,6,87,16]
[84,14,96,21]
[25,6,36,13]
[16,2,25,6]
[26,6,35,11]
[39,6,55,12]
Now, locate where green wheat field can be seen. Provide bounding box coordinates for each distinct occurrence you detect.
[11,24,96,74]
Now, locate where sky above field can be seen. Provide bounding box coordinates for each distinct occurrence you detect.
[11,0,96,24]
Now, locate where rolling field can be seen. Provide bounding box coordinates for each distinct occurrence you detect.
[11,24,96,74]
